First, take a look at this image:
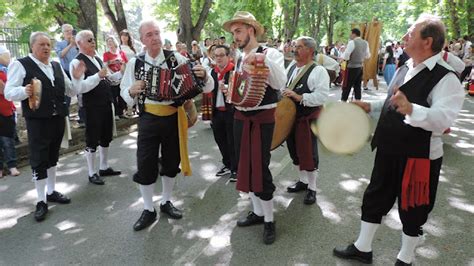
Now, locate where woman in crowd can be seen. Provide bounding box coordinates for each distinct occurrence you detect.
[382,45,396,85]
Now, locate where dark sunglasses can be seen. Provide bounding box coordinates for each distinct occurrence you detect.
[87,38,95,43]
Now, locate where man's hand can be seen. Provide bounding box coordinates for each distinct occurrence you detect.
[98,67,108,79]
[351,100,371,113]
[218,81,228,97]
[24,84,33,97]
[192,64,207,82]
[282,89,303,102]
[129,80,145,97]
[72,60,86,80]
[390,89,413,115]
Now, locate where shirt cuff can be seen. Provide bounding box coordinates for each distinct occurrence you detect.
[404,103,427,124]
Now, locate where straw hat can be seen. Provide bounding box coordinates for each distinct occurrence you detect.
[223,11,264,36]
[0,45,9,55]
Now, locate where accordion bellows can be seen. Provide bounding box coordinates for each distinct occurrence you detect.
[227,53,269,108]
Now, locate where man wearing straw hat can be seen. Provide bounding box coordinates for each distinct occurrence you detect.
[223,11,286,245]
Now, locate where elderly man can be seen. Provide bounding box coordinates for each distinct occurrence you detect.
[340,28,370,101]
[223,11,286,245]
[70,30,122,186]
[5,32,80,221]
[333,15,465,265]
[208,45,237,181]
[55,24,78,78]
[120,19,213,231]
[283,37,329,205]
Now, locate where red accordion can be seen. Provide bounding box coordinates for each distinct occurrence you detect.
[227,53,269,108]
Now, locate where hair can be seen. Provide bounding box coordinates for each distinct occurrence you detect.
[29,32,51,46]
[351,28,361,37]
[385,45,394,58]
[119,29,136,53]
[105,36,119,49]
[219,36,226,40]
[416,14,446,53]
[61,24,73,33]
[463,35,470,41]
[138,19,160,39]
[214,44,230,56]
[75,30,93,44]
[296,36,317,52]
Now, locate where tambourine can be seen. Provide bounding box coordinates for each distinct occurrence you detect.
[270,97,296,150]
[29,78,42,111]
[311,102,370,155]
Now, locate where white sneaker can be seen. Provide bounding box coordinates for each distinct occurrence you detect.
[9,168,20,176]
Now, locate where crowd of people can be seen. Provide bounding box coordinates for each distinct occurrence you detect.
[0,10,471,266]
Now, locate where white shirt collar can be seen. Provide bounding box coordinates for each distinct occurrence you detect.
[145,50,165,65]
[406,53,442,71]
[28,54,52,67]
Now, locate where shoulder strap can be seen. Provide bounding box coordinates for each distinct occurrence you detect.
[287,62,316,91]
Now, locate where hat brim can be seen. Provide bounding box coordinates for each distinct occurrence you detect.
[223,18,264,36]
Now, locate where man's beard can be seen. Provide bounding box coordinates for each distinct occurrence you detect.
[238,35,251,49]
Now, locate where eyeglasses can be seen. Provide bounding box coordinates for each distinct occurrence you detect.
[214,54,227,58]
[87,38,95,43]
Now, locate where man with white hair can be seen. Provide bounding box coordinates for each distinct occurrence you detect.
[283,36,329,205]
[120,19,213,231]
[55,24,78,78]
[5,32,80,221]
[70,30,122,186]
[333,14,465,265]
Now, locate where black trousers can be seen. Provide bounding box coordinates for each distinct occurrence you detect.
[341,67,363,101]
[233,110,275,200]
[460,66,472,82]
[111,85,127,116]
[133,112,180,185]
[361,151,442,236]
[85,105,113,150]
[286,123,319,171]
[211,110,237,172]
[26,116,65,180]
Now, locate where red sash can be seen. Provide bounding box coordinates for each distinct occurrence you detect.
[295,109,321,170]
[401,158,430,210]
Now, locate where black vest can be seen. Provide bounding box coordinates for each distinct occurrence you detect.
[287,63,319,117]
[76,53,112,108]
[371,63,452,157]
[210,69,234,113]
[18,57,67,119]
[134,50,179,114]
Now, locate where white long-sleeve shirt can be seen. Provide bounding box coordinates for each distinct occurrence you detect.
[69,53,122,94]
[235,47,286,111]
[285,62,329,107]
[120,50,213,107]
[5,54,76,101]
[370,53,465,159]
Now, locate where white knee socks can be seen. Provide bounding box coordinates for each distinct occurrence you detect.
[307,170,318,191]
[298,169,308,184]
[99,146,109,171]
[354,221,380,252]
[397,233,419,264]
[161,176,175,205]
[46,167,57,195]
[35,179,47,203]
[85,150,96,177]
[139,184,155,212]
[249,192,263,216]
[260,199,274,223]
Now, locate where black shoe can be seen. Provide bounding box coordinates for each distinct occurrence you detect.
[216,166,231,177]
[46,191,71,204]
[160,201,183,219]
[34,201,48,222]
[229,172,237,182]
[287,181,308,193]
[333,244,373,264]
[304,189,316,205]
[88,173,105,185]
[133,209,157,231]
[395,259,412,266]
[237,211,264,227]
[99,167,121,176]
[263,221,276,245]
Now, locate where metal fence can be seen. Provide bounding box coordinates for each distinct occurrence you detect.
[0,28,30,60]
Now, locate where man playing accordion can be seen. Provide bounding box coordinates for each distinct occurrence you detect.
[120,19,214,231]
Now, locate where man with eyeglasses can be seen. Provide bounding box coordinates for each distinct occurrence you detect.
[208,45,237,181]
[5,32,81,221]
[283,36,329,205]
[70,30,123,186]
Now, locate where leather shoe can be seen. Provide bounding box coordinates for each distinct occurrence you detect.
[47,191,71,204]
[89,173,105,185]
[304,189,316,205]
[263,221,276,244]
[34,201,48,222]
[237,211,264,227]
[99,167,121,176]
[333,244,373,264]
[133,209,157,231]
[160,201,183,219]
[395,259,412,266]
[287,181,308,193]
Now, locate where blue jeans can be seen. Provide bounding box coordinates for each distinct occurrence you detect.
[0,135,17,168]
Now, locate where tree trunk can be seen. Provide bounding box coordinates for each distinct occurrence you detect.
[76,0,98,37]
[313,0,324,40]
[100,0,128,35]
[284,0,301,40]
[178,0,212,49]
[466,0,474,37]
[446,0,461,38]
